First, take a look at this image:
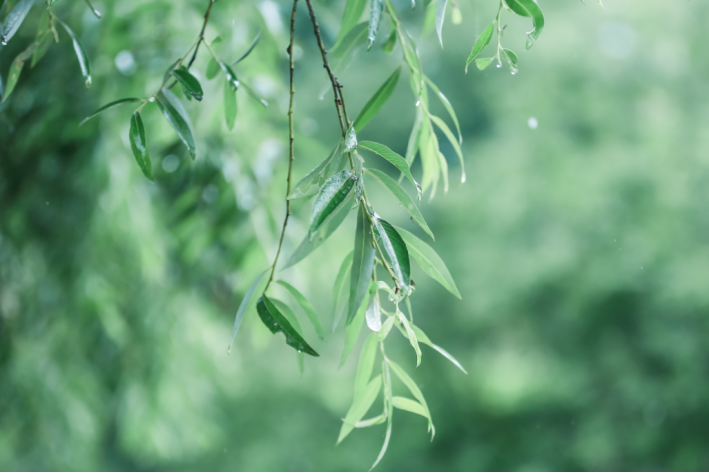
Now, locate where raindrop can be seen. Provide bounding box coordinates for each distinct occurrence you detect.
[528,117,538,129]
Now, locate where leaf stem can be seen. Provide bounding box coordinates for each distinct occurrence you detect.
[264,0,299,292]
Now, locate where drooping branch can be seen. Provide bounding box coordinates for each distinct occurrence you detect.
[264,0,299,291]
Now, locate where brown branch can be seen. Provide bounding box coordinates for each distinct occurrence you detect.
[264,0,299,291]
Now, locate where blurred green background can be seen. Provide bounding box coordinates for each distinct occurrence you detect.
[2,0,708,470]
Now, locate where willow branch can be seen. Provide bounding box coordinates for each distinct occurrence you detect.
[264,0,299,291]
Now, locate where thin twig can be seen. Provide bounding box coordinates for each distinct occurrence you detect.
[264,0,299,291]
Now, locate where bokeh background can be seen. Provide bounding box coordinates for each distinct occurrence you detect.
[2,0,708,470]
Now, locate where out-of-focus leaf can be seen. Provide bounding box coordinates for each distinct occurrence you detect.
[156,89,196,159]
[396,226,461,299]
[309,170,357,237]
[282,194,353,270]
[56,19,92,87]
[373,218,410,294]
[429,114,465,183]
[232,30,261,64]
[332,0,367,52]
[128,112,153,181]
[353,67,401,132]
[354,333,378,399]
[365,168,434,240]
[172,66,203,101]
[388,359,434,437]
[392,396,428,418]
[476,57,494,70]
[465,22,494,73]
[412,325,467,374]
[423,75,462,144]
[435,0,448,47]
[341,284,372,366]
[80,98,142,126]
[1,0,33,44]
[288,141,343,200]
[348,204,375,324]
[367,0,384,49]
[228,268,269,352]
[276,280,326,339]
[358,141,421,198]
[337,375,382,444]
[224,79,236,130]
[504,0,544,49]
[257,295,320,357]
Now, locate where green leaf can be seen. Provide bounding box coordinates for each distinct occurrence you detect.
[434,0,448,48]
[348,204,375,324]
[476,57,494,70]
[353,67,400,132]
[503,0,544,49]
[465,22,494,73]
[373,218,411,293]
[337,375,382,444]
[224,79,237,130]
[332,0,367,52]
[502,48,519,74]
[257,295,320,357]
[128,112,153,181]
[423,75,462,145]
[358,141,421,199]
[282,194,353,270]
[228,267,269,352]
[388,359,434,437]
[172,66,204,101]
[371,361,393,470]
[396,226,461,299]
[365,169,433,240]
[354,333,379,399]
[332,251,354,331]
[392,396,428,418]
[329,22,368,64]
[1,0,34,44]
[56,19,92,87]
[231,30,261,64]
[429,114,465,183]
[412,325,468,374]
[310,170,357,238]
[155,90,196,159]
[367,0,384,49]
[276,280,326,339]
[288,141,343,200]
[83,0,102,18]
[340,286,370,367]
[397,311,421,366]
[80,98,143,126]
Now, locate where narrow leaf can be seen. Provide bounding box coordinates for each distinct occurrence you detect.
[358,141,421,199]
[1,0,34,44]
[338,375,382,444]
[276,280,326,339]
[435,0,448,48]
[288,141,343,200]
[310,170,357,237]
[333,0,367,52]
[282,194,353,270]
[348,204,375,324]
[429,114,465,183]
[353,67,401,132]
[465,22,494,73]
[172,66,204,101]
[56,19,92,87]
[228,268,269,352]
[367,0,384,49]
[373,218,410,293]
[224,79,237,130]
[156,89,196,159]
[80,98,142,126]
[365,168,434,240]
[396,226,461,299]
[129,112,153,181]
[258,295,320,357]
[412,325,467,374]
